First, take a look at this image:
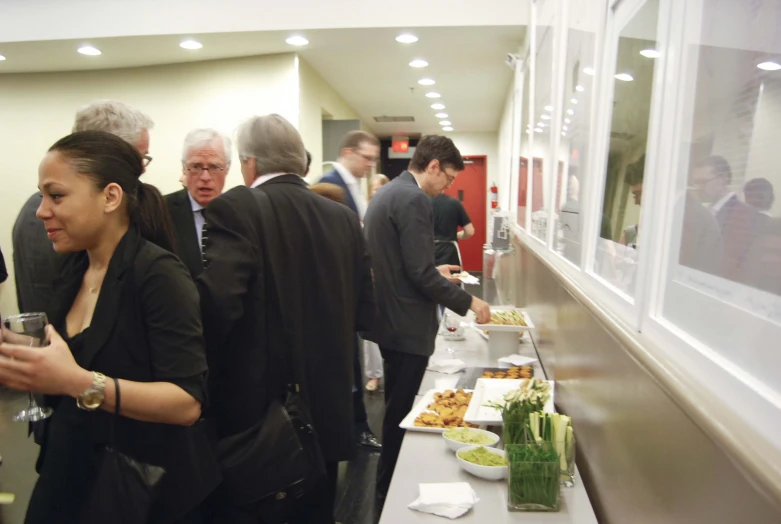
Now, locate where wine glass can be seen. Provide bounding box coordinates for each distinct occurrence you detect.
[444,313,459,357]
[2,313,52,422]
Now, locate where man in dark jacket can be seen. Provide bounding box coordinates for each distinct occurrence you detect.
[364,135,491,502]
[197,114,375,523]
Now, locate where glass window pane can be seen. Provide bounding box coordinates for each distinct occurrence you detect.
[554,1,599,266]
[518,65,531,229]
[593,0,659,297]
[661,0,781,390]
[531,18,555,241]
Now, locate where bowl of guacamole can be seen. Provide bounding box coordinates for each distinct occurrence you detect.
[443,428,500,452]
[456,446,508,480]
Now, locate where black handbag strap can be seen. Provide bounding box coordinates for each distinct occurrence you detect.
[109,377,120,445]
[253,186,301,395]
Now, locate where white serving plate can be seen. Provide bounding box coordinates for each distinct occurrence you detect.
[474,307,535,332]
[456,445,508,480]
[399,388,475,434]
[463,378,555,425]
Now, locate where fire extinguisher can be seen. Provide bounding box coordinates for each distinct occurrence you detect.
[490,182,499,209]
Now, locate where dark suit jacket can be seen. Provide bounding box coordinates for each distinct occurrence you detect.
[0,246,7,284]
[196,175,375,461]
[36,227,220,522]
[12,193,64,317]
[321,168,359,214]
[715,194,764,282]
[364,171,473,356]
[165,188,203,279]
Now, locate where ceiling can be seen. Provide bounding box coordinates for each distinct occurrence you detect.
[0,26,524,136]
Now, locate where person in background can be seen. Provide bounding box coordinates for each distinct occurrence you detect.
[432,193,474,267]
[0,131,219,524]
[305,150,313,176]
[0,246,7,286]
[744,177,774,216]
[363,135,491,505]
[363,174,390,393]
[13,100,154,319]
[321,130,383,450]
[197,114,375,523]
[620,156,644,250]
[691,155,764,282]
[165,129,232,280]
[310,182,346,204]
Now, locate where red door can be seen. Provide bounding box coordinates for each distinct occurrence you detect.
[444,156,487,272]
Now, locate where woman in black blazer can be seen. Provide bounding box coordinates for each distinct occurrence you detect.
[0,131,220,523]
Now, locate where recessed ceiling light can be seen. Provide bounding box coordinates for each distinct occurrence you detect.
[544,105,553,112]
[418,78,436,86]
[541,114,551,120]
[396,34,418,44]
[562,132,567,136]
[571,98,578,104]
[564,118,571,124]
[576,85,585,92]
[526,130,532,134]
[439,120,452,126]
[757,61,781,71]
[180,40,203,50]
[535,128,544,133]
[431,103,445,110]
[435,112,448,118]
[567,109,575,115]
[442,126,454,132]
[615,73,634,82]
[640,49,661,58]
[286,36,309,46]
[409,59,429,68]
[583,67,595,76]
[0,54,5,61]
[78,46,101,56]
[563,126,568,131]
[425,92,441,98]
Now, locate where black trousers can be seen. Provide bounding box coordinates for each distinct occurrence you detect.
[353,335,370,433]
[375,348,429,499]
[204,461,339,524]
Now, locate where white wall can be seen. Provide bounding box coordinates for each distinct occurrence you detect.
[0,53,299,316]
[0,0,528,43]
[745,79,781,217]
[297,56,364,181]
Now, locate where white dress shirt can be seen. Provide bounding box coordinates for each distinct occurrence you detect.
[250,173,287,188]
[333,163,368,220]
[710,191,735,216]
[187,192,207,254]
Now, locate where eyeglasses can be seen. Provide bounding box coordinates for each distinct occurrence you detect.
[185,163,227,175]
[353,149,378,163]
[441,169,456,186]
[143,155,153,167]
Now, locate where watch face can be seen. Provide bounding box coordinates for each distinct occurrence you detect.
[83,389,105,410]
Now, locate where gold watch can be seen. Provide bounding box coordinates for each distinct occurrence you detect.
[76,372,107,411]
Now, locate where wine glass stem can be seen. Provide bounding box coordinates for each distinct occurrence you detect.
[27,393,35,411]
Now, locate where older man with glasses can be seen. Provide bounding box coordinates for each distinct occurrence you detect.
[165,128,232,279]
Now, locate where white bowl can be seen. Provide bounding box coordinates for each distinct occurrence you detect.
[442,428,500,452]
[456,445,508,481]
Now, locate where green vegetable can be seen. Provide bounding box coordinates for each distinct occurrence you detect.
[458,446,507,467]
[444,428,495,445]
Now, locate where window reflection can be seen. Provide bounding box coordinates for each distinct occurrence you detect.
[594,0,659,296]
[517,67,532,229]
[555,1,599,265]
[531,23,555,241]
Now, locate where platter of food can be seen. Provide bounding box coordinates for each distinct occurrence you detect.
[463,378,554,425]
[479,366,534,379]
[474,307,534,332]
[399,388,478,433]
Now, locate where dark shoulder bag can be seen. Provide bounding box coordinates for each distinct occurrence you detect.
[82,378,167,524]
[215,187,327,523]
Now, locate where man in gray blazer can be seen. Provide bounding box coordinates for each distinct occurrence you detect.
[364,135,491,501]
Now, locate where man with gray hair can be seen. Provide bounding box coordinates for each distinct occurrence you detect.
[197,114,375,523]
[165,128,232,279]
[13,99,154,317]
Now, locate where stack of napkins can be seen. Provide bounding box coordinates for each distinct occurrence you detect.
[427,358,466,374]
[408,482,479,519]
[498,354,537,366]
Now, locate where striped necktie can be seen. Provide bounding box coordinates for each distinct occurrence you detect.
[200,209,208,269]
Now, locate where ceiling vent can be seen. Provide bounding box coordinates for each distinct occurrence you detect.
[374,116,415,123]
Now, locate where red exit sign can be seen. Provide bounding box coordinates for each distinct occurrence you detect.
[392,137,409,153]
